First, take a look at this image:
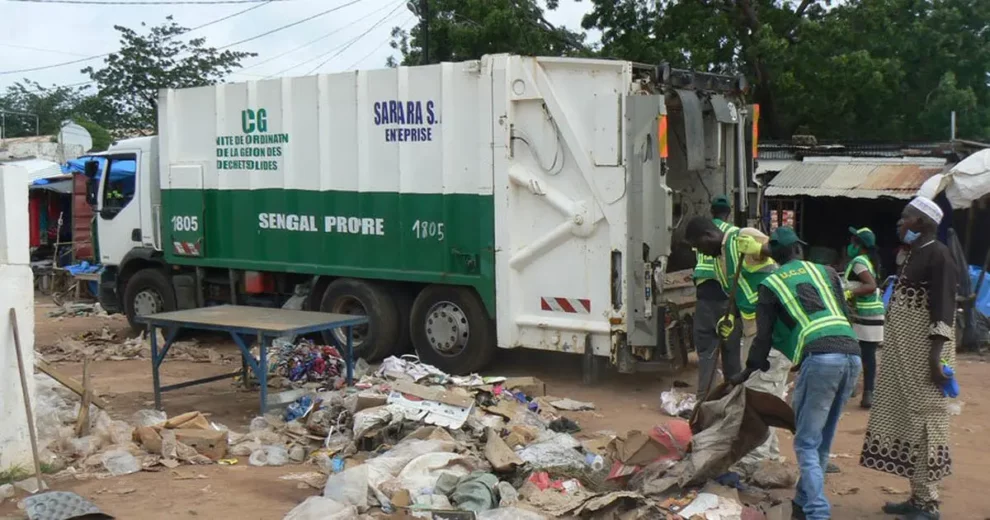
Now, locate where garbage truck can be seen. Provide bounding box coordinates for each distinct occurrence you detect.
[82,54,756,376]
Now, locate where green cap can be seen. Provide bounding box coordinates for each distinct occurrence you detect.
[770,226,807,247]
[848,227,876,249]
[711,195,731,210]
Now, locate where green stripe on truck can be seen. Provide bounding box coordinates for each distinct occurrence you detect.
[161,188,496,315]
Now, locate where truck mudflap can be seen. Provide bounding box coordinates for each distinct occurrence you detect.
[98,270,122,314]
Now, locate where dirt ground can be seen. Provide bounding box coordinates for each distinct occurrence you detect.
[3,302,990,519]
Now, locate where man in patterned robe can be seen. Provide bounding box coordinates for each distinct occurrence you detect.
[859,196,956,520]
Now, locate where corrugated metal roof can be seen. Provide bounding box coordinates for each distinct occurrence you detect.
[765,161,946,199]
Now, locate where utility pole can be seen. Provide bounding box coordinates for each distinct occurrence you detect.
[407,1,430,65]
[420,0,430,65]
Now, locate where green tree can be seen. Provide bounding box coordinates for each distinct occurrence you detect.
[72,117,112,152]
[0,80,88,137]
[388,0,589,66]
[82,17,254,133]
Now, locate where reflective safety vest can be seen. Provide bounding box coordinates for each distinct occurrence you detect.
[737,258,777,320]
[693,219,735,285]
[714,226,742,294]
[843,255,885,317]
[761,260,857,362]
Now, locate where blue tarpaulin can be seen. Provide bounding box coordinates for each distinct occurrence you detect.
[968,266,990,318]
[62,156,135,182]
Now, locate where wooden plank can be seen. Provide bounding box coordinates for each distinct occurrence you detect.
[36,359,108,409]
[74,359,91,437]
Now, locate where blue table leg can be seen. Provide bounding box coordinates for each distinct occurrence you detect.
[258,332,268,415]
[346,325,354,386]
[151,325,161,410]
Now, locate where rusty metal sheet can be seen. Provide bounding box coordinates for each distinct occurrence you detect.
[766,161,945,199]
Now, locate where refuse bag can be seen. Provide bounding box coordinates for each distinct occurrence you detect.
[636,383,794,495]
[283,496,357,520]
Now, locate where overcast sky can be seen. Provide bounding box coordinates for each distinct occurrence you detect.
[0,0,597,93]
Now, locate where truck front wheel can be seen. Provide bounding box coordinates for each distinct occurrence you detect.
[123,269,176,332]
[320,279,399,362]
[410,286,495,375]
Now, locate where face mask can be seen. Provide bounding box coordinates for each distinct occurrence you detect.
[846,244,860,258]
[903,230,920,244]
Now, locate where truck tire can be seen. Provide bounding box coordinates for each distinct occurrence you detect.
[123,269,176,332]
[410,285,495,375]
[320,279,399,362]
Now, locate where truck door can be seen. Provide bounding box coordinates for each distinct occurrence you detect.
[95,152,141,265]
[624,94,671,349]
[163,164,206,259]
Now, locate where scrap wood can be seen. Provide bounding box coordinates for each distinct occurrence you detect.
[35,359,108,409]
[74,358,92,437]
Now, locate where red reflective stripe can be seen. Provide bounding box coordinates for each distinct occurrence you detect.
[658,115,669,159]
[751,104,760,158]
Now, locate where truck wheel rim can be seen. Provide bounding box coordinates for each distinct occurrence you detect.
[133,289,164,316]
[425,301,469,357]
[331,296,368,347]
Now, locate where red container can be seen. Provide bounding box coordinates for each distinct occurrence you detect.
[244,271,274,294]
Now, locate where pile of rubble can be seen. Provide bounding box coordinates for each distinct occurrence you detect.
[267,354,795,519]
[46,302,109,319]
[38,329,233,364]
[23,339,796,519]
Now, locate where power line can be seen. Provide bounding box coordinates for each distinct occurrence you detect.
[0,1,274,75]
[343,14,414,70]
[300,1,404,76]
[216,0,364,50]
[237,0,399,72]
[5,0,292,4]
[0,42,91,57]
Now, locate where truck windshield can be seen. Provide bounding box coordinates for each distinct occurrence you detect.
[100,154,137,219]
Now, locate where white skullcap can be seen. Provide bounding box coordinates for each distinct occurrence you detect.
[908,196,944,224]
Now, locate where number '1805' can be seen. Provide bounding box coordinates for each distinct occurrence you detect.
[171,215,199,232]
[412,220,444,241]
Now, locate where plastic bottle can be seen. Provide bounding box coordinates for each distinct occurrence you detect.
[584,453,605,471]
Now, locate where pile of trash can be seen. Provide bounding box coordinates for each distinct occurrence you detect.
[262,338,361,390]
[270,355,796,519]
[47,302,108,319]
[38,329,233,364]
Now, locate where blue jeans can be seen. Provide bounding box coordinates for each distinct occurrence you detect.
[792,353,862,520]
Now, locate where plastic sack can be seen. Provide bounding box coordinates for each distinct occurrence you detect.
[131,409,167,427]
[478,507,549,520]
[283,496,357,520]
[516,438,586,470]
[67,436,103,458]
[249,445,289,467]
[102,449,140,476]
[323,464,370,511]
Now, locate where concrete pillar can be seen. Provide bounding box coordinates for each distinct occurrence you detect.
[0,164,37,471]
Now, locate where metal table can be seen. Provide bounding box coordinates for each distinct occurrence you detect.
[137,305,368,414]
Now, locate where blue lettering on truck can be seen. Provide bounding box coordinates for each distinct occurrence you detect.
[374,100,437,142]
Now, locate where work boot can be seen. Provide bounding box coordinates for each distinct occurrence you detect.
[861,390,874,409]
[882,500,920,515]
[826,462,841,474]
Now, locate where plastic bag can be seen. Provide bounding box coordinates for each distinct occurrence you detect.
[323,464,370,511]
[250,416,272,432]
[283,496,357,520]
[131,409,167,427]
[102,449,140,476]
[516,439,586,470]
[478,507,549,520]
[67,436,103,458]
[250,445,289,467]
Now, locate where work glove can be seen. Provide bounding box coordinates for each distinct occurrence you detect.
[736,235,763,256]
[716,314,736,339]
[727,368,754,386]
[844,289,854,302]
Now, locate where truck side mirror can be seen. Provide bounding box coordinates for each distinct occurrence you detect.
[84,160,99,206]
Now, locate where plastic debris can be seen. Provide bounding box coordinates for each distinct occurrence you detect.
[549,398,595,411]
[249,445,289,467]
[130,409,167,428]
[101,449,140,476]
[660,388,698,417]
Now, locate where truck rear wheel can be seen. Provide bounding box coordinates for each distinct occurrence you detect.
[123,269,176,332]
[320,279,399,362]
[410,285,495,375]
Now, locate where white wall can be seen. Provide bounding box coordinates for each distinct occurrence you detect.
[0,164,37,471]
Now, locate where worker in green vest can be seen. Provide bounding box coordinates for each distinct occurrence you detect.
[844,227,885,409]
[691,196,742,398]
[686,216,788,473]
[730,226,861,520]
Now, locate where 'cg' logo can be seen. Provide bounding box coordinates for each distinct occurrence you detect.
[241,108,268,134]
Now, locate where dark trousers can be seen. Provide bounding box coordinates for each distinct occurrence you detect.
[694,295,742,398]
[859,341,878,392]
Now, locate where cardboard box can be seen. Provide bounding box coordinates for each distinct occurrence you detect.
[502,377,546,397]
[174,428,228,461]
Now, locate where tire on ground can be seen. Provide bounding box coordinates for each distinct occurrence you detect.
[123,268,176,333]
[319,278,400,362]
[410,285,495,375]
